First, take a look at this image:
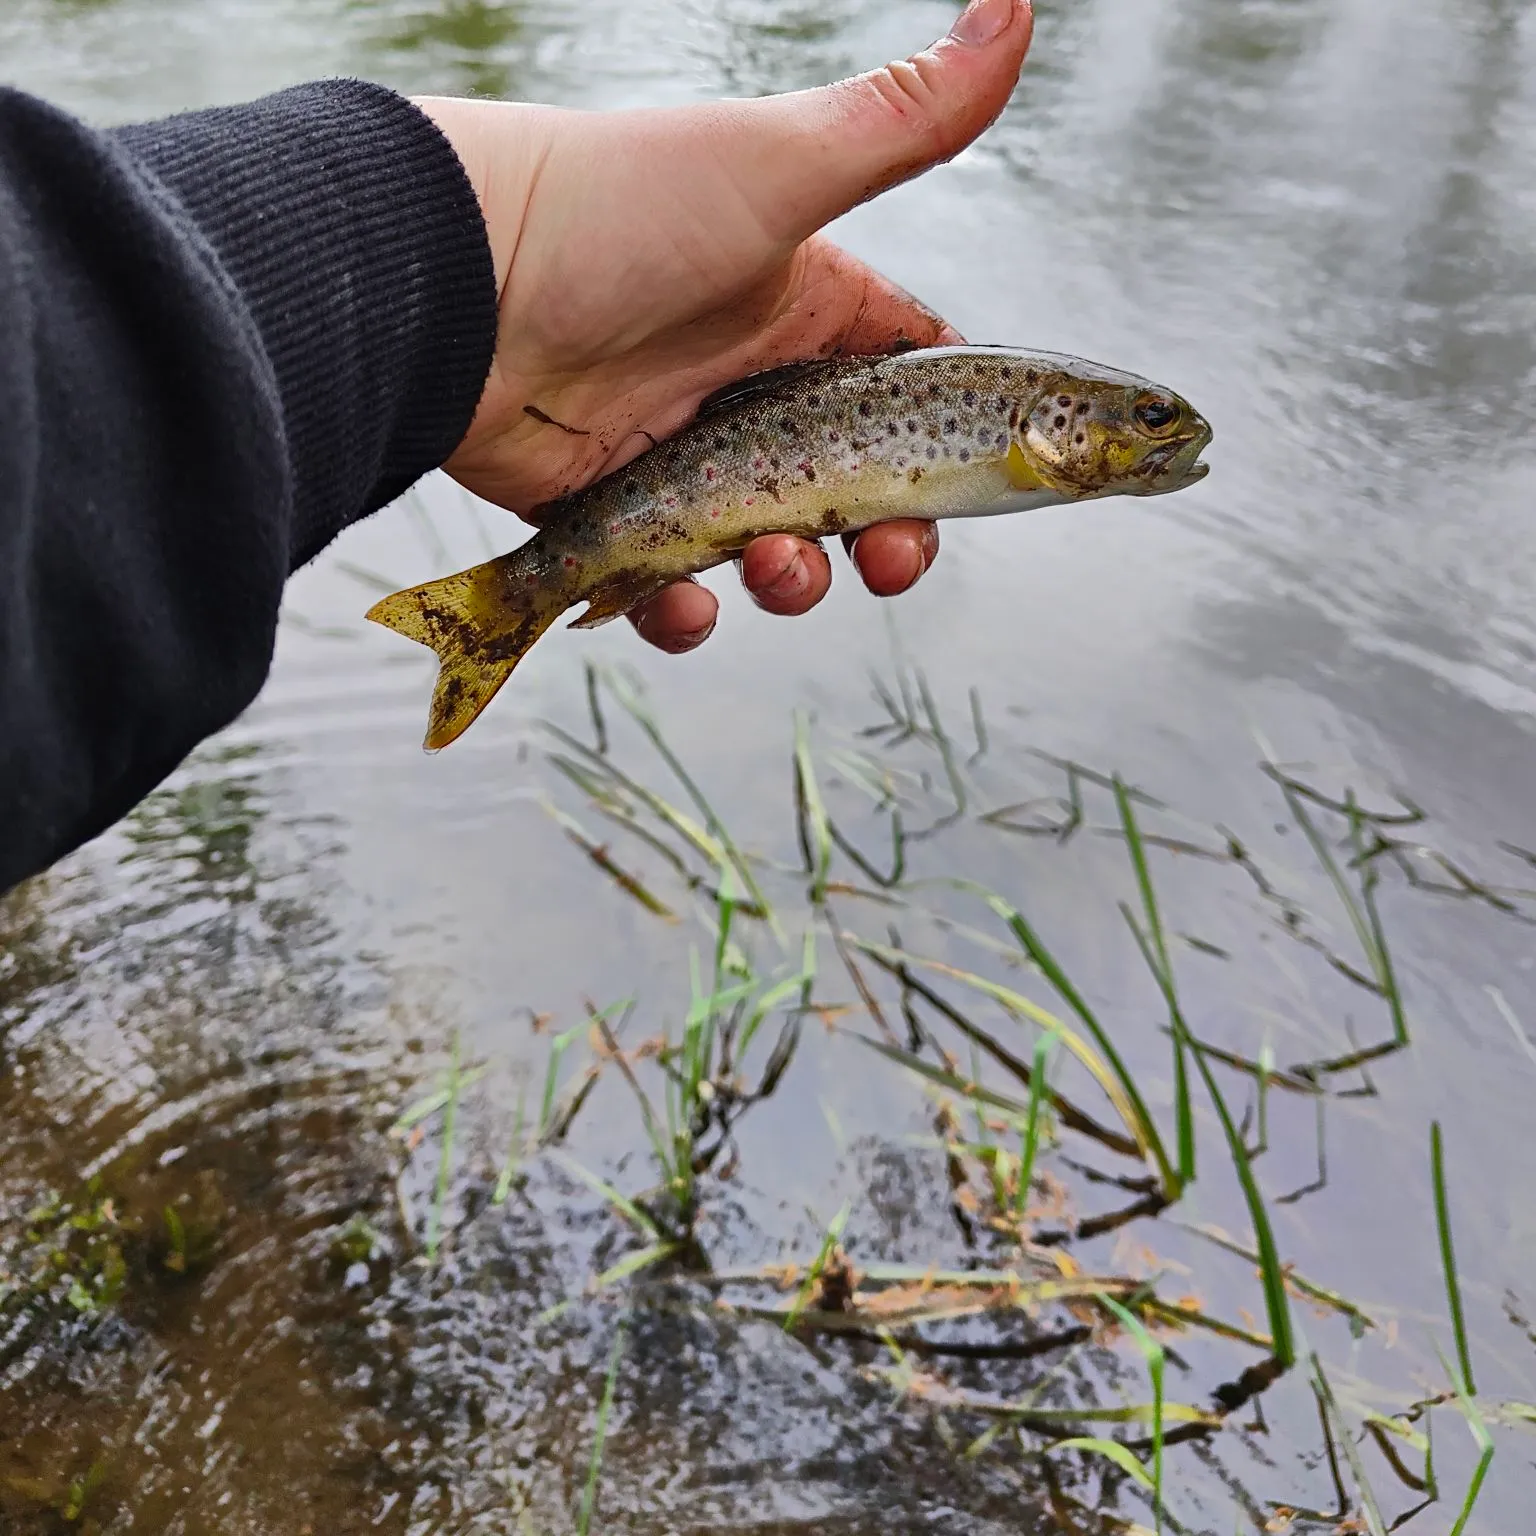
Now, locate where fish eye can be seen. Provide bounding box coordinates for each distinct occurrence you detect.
[1132,394,1182,436]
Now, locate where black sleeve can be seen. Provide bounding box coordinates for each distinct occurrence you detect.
[0,80,497,895]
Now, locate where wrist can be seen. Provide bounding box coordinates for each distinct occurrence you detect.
[408,95,554,299]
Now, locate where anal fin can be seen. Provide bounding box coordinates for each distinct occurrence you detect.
[568,574,670,630]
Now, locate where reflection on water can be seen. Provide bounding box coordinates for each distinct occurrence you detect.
[4,0,1536,1529]
[356,0,535,100]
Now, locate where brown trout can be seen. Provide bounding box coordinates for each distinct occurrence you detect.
[367,346,1212,749]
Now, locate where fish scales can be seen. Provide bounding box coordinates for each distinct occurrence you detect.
[367,346,1213,749]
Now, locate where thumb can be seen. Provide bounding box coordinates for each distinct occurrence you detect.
[729,0,1033,247]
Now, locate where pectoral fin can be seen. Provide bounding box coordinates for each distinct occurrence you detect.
[1005,441,1046,491]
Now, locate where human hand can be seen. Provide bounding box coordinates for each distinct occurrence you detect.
[415,0,1033,653]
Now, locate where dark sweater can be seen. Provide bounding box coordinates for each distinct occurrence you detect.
[0,80,498,895]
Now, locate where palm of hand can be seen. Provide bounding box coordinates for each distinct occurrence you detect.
[444,105,955,514]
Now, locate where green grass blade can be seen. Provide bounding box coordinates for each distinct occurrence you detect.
[738,929,816,1062]
[492,1085,528,1206]
[576,1328,626,1536]
[1113,780,1196,1188]
[550,1151,663,1240]
[855,1033,1034,1118]
[1311,1354,1388,1536]
[590,1240,680,1293]
[1131,903,1294,1367]
[785,1203,851,1332]
[600,669,780,938]
[794,712,833,904]
[1015,1029,1054,1219]
[389,1066,489,1135]
[1099,1292,1166,1529]
[956,885,1177,1196]
[855,938,1161,1175]
[1046,1437,1153,1490]
[1431,1121,1476,1397]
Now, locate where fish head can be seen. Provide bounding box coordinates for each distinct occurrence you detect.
[1016,367,1213,500]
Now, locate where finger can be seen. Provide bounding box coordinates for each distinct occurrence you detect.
[628,578,719,653]
[734,0,1033,248]
[844,520,940,596]
[740,534,834,616]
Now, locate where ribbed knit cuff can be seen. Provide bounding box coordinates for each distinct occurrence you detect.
[113,80,498,568]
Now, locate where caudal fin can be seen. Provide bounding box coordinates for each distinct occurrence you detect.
[365,555,564,751]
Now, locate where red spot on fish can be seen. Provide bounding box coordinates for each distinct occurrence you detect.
[665,496,678,508]
[609,522,620,534]
[563,556,577,568]
[525,574,537,586]
[744,496,754,507]
[798,458,814,477]
[753,455,766,471]
[704,465,717,482]
[710,507,721,519]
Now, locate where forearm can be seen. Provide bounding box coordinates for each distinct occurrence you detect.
[0,81,496,894]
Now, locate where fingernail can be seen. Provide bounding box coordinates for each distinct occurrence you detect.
[759,552,809,606]
[949,0,1012,46]
[664,621,716,653]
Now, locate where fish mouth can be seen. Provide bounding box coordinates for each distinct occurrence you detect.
[1139,417,1212,493]
[1135,438,1209,492]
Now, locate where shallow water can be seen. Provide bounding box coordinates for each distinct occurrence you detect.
[4,0,1536,1531]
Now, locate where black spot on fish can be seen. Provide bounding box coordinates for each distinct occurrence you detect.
[890,383,903,398]
[926,445,937,460]
[995,433,1008,450]
[996,395,1007,411]
[1057,395,1072,408]
[780,417,795,433]
[944,417,958,434]
[1075,433,1086,445]
[1075,401,1091,415]
[807,394,822,407]
[958,448,970,463]
[1000,366,1012,380]
[908,465,924,484]
[962,390,977,408]
[858,401,873,417]
[886,423,899,437]
[1054,414,1068,429]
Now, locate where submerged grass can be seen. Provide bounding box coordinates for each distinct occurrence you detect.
[576,1327,626,1536]
[379,647,1525,1535]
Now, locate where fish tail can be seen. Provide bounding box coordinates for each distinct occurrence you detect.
[365,546,566,751]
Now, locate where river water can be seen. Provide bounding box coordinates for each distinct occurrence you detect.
[3,1,1536,1532]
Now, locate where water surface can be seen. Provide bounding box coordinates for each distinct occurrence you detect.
[3,0,1536,1530]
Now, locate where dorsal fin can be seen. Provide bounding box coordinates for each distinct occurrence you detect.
[694,359,837,419]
